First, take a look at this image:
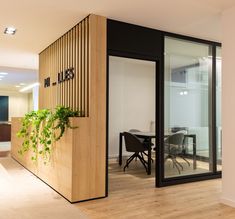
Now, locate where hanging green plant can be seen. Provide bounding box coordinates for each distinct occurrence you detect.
[17,106,80,162]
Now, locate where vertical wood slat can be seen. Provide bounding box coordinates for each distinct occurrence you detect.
[83,20,86,116]
[65,33,68,107]
[52,43,55,109]
[46,46,51,108]
[48,45,51,108]
[81,21,85,115]
[76,24,79,112]
[67,31,72,107]
[64,33,66,107]
[73,27,76,110]
[39,16,90,116]
[69,29,73,110]
[56,38,59,106]
[72,28,75,110]
[55,40,57,106]
[68,31,70,108]
[85,18,87,116]
[85,18,88,116]
[62,35,65,107]
[42,49,45,109]
[62,35,64,106]
[60,36,62,106]
[70,29,72,108]
[39,51,42,109]
[54,41,57,108]
[50,44,52,108]
[59,37,61,106]
[75,25,78,111]
[78,23,82,114]
[67,31,70,108]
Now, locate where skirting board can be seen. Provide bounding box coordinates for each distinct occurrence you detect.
[221,197,235,208]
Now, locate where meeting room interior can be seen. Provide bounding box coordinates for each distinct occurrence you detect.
[108,37,222,188]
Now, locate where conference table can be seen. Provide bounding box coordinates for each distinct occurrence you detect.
[119,131,197,175]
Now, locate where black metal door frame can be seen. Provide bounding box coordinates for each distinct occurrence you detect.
[106,19,222,196]
[156,33,222,187]
[106,52,159,195]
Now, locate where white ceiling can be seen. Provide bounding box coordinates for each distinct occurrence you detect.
[0,0,235,72]
[0,66,38,92]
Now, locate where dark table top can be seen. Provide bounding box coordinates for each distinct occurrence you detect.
[121,131,196,139]
[121,131,156,138]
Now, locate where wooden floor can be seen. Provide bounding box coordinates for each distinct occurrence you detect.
[77,159,234,219]
[0,157,87,219]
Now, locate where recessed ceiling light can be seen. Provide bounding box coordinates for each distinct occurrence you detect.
[0,72,8,75]
[15,85,20,88]
[20,83,25,85]
[0,79,2,81]
[4,27,16,35]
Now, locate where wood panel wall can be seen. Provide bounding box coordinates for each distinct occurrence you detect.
[12,14,107,203]
[39,16,90,117]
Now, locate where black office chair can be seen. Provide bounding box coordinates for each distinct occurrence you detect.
[129,129,154,162]
[171,128,190,167]
[123,132,149,172]
[129,129,144,143]
[164,133,185,174]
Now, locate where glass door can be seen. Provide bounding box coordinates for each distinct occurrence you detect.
[163,36,216,179]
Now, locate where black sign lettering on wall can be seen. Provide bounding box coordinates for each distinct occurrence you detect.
[44,68,75,88]
[58,68,75,84]
[44,77,50,88]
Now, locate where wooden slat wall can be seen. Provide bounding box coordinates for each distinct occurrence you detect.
[12,14,106,202]
[39,16,90,117]
[39,14,107,201]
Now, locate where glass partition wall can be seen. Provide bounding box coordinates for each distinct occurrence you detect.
[163,36,221,181]
[107,20,222,188]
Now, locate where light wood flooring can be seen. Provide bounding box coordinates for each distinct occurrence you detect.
[0,157,88,219]
[77,159,233,219]
[1,153,227,219]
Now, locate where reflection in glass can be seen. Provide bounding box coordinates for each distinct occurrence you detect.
[164,37,213,178]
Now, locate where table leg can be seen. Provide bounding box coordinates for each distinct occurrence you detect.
[119,133,122,166]
[147,138,152,175]
[193,135,197,170]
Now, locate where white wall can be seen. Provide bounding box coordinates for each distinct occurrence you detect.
[221,6,235,207]
[109,56,155,157]
[0,91,30,121]
[32,86,39,110]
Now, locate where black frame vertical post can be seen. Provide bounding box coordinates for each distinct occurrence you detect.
[212,45,217,173]
[155,34,165,187]
[105,50,109,197]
